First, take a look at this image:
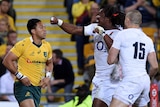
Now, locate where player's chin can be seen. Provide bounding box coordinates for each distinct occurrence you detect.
[42,34,46,39]
[42,37,46,39]
[41,36,46,39]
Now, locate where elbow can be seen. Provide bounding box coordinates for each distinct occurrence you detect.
[154,66,159,73]
[151,65,159,77]
[153,63,159,72]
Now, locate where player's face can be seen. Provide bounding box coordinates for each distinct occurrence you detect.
[96,9,105,25]
[35,22,46,40]
[52,53,59,64]
[0,1,9,13]
[0,20,8,32]
[8,32,17,45]
[96,9,110,28]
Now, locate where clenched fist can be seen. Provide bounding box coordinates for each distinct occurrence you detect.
[93,26,105,37]
[50,16,63,26]
[50,16,58,25]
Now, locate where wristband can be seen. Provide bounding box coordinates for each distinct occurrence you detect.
[15,72,26,80]
[46,71,52,78]
[57,19,63,26]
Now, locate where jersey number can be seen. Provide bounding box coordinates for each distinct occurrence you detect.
[133,42,145,59]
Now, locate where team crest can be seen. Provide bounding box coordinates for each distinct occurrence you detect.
[43,52,47,57]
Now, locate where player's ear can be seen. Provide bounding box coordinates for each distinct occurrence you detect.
[31,29,35,35]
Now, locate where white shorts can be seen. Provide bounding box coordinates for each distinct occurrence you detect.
[113,74,150,106]
[91,72,120,106]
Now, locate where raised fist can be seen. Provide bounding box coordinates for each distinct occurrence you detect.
[50,16,58,25]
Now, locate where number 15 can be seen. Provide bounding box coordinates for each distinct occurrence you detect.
[133,42,145,59]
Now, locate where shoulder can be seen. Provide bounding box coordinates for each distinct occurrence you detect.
[42,40,50,44]
[62,58,72,64]
[118,28,133,34]
[15,37,30,46]
[7,15,14,20]
[85,23,97,29]
[42,40,51,47]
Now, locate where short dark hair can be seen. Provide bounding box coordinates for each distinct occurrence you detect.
[27,18,41,35]
[7,30,17,37]
[52,49,63,59]
[0,0,10,5]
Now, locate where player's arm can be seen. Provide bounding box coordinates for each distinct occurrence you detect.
[94,26,113,49]
[50,79,65,85]
[45,58,53,78]
[103,35,113,49]
[107,47,119,65]
[50,16,83,35]
[148,52,158,78]
[3,52,31,86]
[2,51,18,75]
[40,58,53,88]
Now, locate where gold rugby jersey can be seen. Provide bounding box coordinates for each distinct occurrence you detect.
[11,37,52,86]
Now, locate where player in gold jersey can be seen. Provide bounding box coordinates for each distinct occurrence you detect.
[3,18,53,107]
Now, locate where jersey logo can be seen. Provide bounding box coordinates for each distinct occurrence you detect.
[25,91,31,97]
[30,52,34,56]
[43,52,47,57]
[37,50,41,54]
[128,94,134,100]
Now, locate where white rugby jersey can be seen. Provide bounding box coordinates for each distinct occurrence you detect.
[84,23,120,74]
[112,28,155,77]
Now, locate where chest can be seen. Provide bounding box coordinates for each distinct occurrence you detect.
[22,44,49,62]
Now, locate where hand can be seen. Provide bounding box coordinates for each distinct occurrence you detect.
[20,77,31,86]
[40,77,50,88]
[111,63,123,81]
[50,16,58,25]
[93,26,105,36]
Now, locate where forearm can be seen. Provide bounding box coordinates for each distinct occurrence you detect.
[143,4,156,16]
[60,22,83,35]
[148,52,159,78]
[57,79,65,83]
[149,67,158,78]
[103,34,113,49]
[45,60,53,78]
[51,79,65,85]
[3,59,17,75]
[125,3,139,13]
[50,17,84,35]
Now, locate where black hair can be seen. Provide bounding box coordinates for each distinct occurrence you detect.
[74,84,91,106]
[0,0,9,5]
[103,4,125,28]
[27,18,41,35]
[52,49,63,59]
[7,30,17,37]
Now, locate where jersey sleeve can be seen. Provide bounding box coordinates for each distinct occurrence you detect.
[84,23,97,36]
[112,31,123,50]
[11,40,25,57]
[148,38,155,53]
